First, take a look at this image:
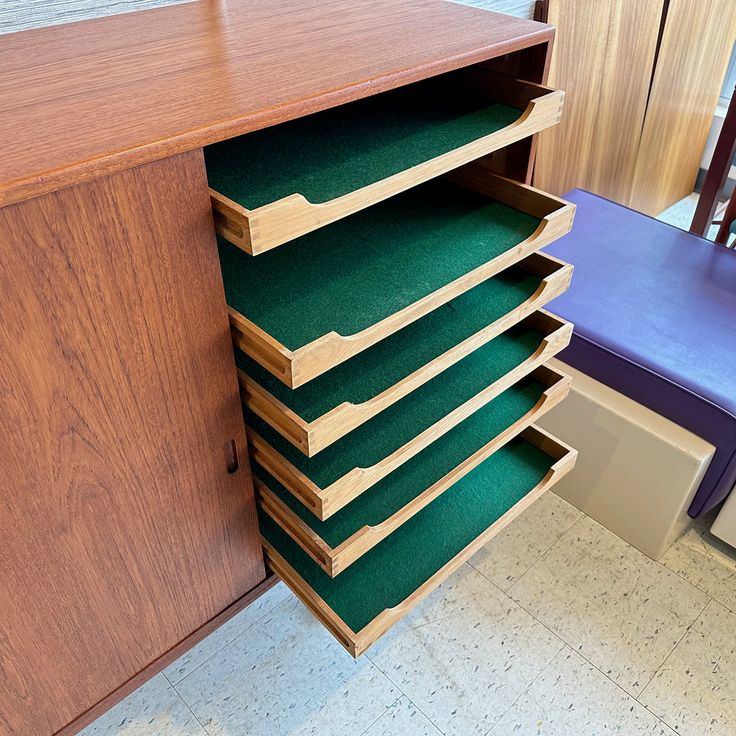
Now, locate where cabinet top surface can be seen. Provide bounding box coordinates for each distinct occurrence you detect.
[0,0,551,207]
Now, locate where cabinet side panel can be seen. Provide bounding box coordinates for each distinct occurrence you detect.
[630,0,736,214]
[0,150,264,736]
[534,0,611,196]
[589,0,663,204]
[534,0,662,201]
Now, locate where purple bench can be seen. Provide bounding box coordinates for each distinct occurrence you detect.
[545,190,736,517]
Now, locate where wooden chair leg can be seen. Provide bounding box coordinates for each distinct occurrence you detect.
[715,192,736,244]
[691,86,736,237]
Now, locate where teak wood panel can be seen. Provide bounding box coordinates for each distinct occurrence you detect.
[210,76,564,254]
[240,252,573,456]
[630,0,736,215]
[0,0,554,207]
[229,175,575,389]
[248,314,573,521]
[0,151,264,736]
[533,0,663,201]
[264,425,578,657]
[258,365,571,577]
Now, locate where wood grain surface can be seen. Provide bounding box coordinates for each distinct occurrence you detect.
[0,0,552,207]
[534,0,663,201]
[0,151,264,736]
[630,0,736,214]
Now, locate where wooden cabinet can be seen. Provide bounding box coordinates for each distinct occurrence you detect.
[0,1,573,733]
[0,152,265,736]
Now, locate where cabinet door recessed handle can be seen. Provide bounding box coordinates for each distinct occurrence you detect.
[226,439,240,474]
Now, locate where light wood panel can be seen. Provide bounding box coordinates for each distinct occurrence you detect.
[589,0,664,202]
[534,0,611,196]
[630,0,736,215]
[0,0,553,207]
[0,151,264,736]
[264,425,577,657]
[534,0,662,201]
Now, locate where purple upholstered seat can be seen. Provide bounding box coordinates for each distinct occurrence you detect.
[545,190,736,517]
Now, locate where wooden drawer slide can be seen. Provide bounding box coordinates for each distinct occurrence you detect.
[262,425,577,657]
[239,252,572,456]
[248,312,572,520]
[257,366,570,576]
[224,174,575,388]
[207,67,564,254]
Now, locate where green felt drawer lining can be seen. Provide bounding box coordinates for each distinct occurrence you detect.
[260,435,554,634]
[257,377,546,550]
[219,179,540,351]
[246,325,542,489]
[236,265,541,423]
[204,78,521,210]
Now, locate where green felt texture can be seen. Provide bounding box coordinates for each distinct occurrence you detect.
[219,180,540,350]
[204,80,521,209]
[247,325,542,489]
[237,266,541,423]
[258,377,545,549]
[260,436,553,632]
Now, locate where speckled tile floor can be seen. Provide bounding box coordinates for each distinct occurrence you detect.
[80,487,736,736]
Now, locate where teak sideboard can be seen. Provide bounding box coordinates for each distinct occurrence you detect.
[0,3,574,734]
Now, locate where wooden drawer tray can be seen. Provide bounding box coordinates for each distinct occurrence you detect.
[223,175,575,388]
[247,312,572,519]
[257,366,570,576]
[262,425,577,656]
[206,67,564,254]
[238,253,572,456]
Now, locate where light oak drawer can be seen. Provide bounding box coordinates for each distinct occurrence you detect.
[206,66,564,254]
[261,425,577,656]
[238,252,572,457]
[247,311,573,520]
[256,365,570,577]
[222,174,575,388]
